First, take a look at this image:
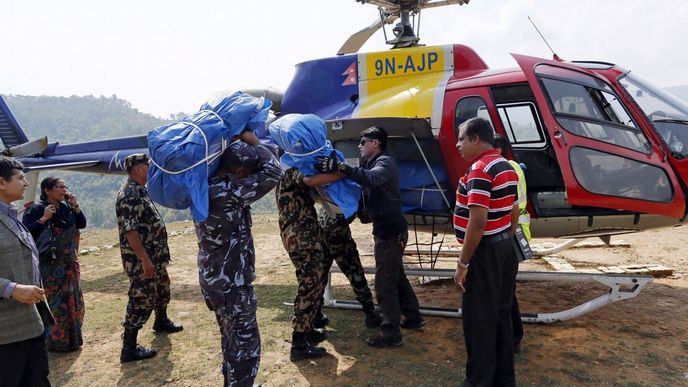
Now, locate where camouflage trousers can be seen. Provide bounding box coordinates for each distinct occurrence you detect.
[288,249,325,333]
[206,285,261,387]
[122,262,171,330]
[319,210,375,310]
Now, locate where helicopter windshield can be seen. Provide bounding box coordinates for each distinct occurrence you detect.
[619,73,688,158]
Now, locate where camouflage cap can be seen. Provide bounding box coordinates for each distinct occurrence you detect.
[124,153,150,172]
[220,141,259,173]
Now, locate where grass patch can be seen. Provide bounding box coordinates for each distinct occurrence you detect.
[563,351,595,363]
[560,367,599,383]
[642,352,663,367]
[619,382,645,387]
[537,375,560,386]
[619,325,662,339]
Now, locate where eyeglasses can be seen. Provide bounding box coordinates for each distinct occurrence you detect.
[359,138,374,146]
[54,185,69,190]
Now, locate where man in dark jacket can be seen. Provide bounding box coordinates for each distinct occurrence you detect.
[315,126,423,348]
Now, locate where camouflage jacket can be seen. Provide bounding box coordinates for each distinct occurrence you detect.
[194,145,281,301]
[116,178,170,269]
[276,167,322,253]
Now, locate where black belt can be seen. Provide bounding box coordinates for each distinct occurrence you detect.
[478,230,512,246]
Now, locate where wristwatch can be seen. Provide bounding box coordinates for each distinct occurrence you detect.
[457,260,470,270]
[337,162,348,173]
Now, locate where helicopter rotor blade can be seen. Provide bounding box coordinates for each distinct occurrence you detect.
[416,0,471,10]
[337,13,398,55]
[358,0,470,12]
[1,136,48,157]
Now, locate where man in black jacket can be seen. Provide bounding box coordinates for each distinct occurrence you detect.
[315,126,423,348]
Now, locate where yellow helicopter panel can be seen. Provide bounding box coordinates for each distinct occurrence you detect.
[354,44,454,128]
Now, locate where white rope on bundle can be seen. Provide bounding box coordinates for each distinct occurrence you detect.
[149,110,237,176]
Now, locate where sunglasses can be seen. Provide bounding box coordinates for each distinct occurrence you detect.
[54,185,69,190]
[359,138,375,146]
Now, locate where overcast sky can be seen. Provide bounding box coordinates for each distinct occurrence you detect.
[1,0,686,118]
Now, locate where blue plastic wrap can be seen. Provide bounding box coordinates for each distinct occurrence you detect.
[397,161,449,189]
[148,92,272,222]
[200,90,272,135]
[397,161,453,214]
[401,183,453,214]
[268,114,361,218]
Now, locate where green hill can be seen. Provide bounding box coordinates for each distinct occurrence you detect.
[5,94,168,143]
[3,94,276,228]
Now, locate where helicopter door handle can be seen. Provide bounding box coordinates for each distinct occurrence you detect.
[553,130,567,147]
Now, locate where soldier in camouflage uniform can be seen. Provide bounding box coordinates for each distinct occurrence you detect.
[316,208,382,328]
[194,132,281,387]
[116,153,183,363]
[275,167,330,360]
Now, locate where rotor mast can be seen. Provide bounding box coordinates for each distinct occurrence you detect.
[354,0,470,50]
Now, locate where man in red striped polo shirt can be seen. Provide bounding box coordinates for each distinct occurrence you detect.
[453,117,519,387]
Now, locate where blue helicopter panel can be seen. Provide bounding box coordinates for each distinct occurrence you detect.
[281,54,360,119]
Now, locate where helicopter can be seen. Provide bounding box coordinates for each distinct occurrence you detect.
[266,0,688,321]
[271,0,688,243]
[3,0,687,322]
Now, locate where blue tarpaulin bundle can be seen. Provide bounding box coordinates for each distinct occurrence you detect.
[269,114,361,219]
[148,91,272,222]
[398,161,453,214]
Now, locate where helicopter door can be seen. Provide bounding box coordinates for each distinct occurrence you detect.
[512,54,686,218]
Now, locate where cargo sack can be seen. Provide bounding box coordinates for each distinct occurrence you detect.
[148,91,271,222]
[269,113,361,219]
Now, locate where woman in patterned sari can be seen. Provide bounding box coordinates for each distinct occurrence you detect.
[23,176,87,352]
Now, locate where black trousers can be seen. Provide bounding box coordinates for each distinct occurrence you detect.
[462,234,517,387]
[512,293,524,348]
[373,231,420,337]
[0,334,51,387]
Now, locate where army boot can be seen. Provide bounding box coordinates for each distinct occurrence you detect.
[306,327,327,344]
[120,328,157,363]
[153,308,184,333]
[312,308,330,329]
[363,302,383,328]
[290,331,327,361]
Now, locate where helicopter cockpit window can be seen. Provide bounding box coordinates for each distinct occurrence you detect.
[455,96,494,138]
[496,103,546,148]
[619,72,688,159]
[536,65,651,154]
[570,146,673,203]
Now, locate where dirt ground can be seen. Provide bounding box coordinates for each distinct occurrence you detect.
[46,215,688,386]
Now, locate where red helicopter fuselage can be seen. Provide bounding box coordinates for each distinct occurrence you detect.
[281,44,688,238]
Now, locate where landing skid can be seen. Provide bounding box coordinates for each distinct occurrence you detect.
[532,238,582,256]
[323,267,652,323]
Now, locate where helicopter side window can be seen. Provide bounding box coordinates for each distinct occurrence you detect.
[496,103,545,148]
[537,70,652,154]
[454,96,494,138]
[570,147,673,202]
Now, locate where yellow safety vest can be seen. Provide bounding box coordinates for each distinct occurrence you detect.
[508,160,531,241]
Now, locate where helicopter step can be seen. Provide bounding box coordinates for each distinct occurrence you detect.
[322,267,653,323]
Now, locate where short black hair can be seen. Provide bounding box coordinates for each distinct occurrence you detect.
[360,126,388,150]
[0,155,24,181]
[40,176,62,201]
[493,135,513,158]
[460,117,494,145]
